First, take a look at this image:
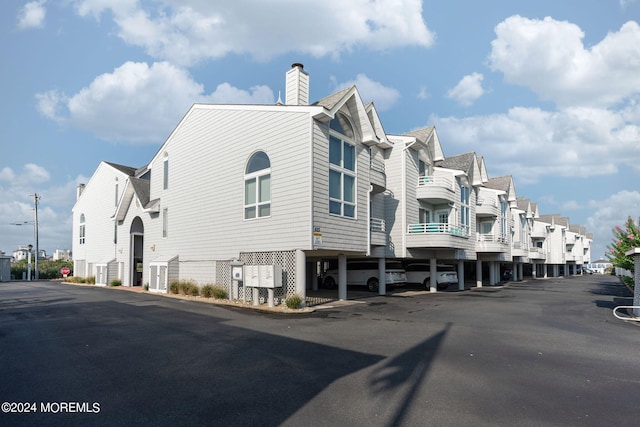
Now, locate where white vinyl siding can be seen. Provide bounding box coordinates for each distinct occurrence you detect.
[311,120,369,253]
[144,107,313,260]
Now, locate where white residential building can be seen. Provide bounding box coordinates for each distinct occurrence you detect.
[73,64,593,303]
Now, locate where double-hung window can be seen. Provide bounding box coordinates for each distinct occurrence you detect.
[79,214,86,244]
[244,151,271,219]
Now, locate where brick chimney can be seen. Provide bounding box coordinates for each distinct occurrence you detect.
[285,63,309,106]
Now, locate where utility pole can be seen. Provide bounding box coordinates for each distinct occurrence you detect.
[33,193,40,280]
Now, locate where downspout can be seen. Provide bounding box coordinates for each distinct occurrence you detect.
[367,185,372,256]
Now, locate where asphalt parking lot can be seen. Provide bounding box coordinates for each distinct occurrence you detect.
[1,275,638,426]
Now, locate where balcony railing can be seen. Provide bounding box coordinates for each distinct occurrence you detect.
[370,217,386,232]
[417,175,454,190]
[476,234,507,243]
[408,222,469,237]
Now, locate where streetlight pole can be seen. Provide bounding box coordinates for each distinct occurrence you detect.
[33,194,40,280]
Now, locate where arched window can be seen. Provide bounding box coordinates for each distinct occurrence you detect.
[79,214,86,245]
[329,114,356,218]
[244,151,271,219]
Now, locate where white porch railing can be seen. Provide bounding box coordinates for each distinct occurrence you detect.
[477,234,507,243]
[407,222,469,237]
[417,175,454,191]
[370,217,386,232]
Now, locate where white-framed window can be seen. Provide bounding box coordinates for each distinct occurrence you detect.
[459,183,470,231]
[329,117,356,218]
[437,210,449,224]
[500,199,508,239]
[115,178,119,206]
[79,214,86,245]
[162,208,168,238]
[163,153,169,190]
[244,151,271,219]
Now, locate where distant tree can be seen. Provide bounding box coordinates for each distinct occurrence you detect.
[606,217,640,274]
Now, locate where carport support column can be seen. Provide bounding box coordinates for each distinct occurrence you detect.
[429,258,437,293]
[378,257,386,295]
[476,260,482,288]
[625,248,640,316]
[295,250,306,307]
[457,260,464,291]
[519,263,524,281]
[532,261,537,279]
[338,254,347,301]
[489,261,496,285]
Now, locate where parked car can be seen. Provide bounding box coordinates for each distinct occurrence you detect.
[501,269,513,281]
[583,267,593,274]
[321,261,407,292]
[404,263,458,291]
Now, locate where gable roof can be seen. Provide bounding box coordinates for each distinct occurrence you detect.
[312,85,378,145]
[364,102,391,148]
[403,126,445,162]
[486,175,516,201]
[436,152,483,186]
[105,161,137,176]
[113,177,158,221]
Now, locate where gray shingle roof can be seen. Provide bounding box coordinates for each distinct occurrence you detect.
[312,86,353,110]
[105,162,137,176]
[486,175,512,191]
[436,152,475,172]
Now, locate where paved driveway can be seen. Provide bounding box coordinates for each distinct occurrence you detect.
[0,275,637,426]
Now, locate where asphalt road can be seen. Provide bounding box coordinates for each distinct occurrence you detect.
[0,275,638,426]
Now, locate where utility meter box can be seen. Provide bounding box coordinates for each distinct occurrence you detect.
[243,265,283,288]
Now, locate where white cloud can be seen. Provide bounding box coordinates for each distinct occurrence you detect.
[447,73,485,106]
[17,0,47,30]
[71,0,434,65]
[332,74,400,112]
[620,0,637,9]
[417,86,430,100]
[36,61,274,144]
[489,16,640,108]
[0,168,86,254]
[584,190,640,259]
[431,104,640,182]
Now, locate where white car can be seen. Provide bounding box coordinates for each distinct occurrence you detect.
[404,263,458,290]
[322,261,407,292]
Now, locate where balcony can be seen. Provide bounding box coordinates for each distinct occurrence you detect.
[530,229,547,239]
[370,158,386,193]
[529,247,547,260]
[370,217,386,246]
[476,233,509,253]
[511,241,529,257]
[415,176,456,204]
[476,197,499,218]
[406,222,469,249]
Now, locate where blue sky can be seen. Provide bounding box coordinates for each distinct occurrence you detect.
[1,0,639,261]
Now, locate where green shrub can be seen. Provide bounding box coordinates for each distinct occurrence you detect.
[169,281,180,294]
[621,275,634,289]
[143,283,149,291]
[178,280,193,295]
[211,286,227,299]
[201,284,214,298]
[87,276,96,284]
[109,279,122,287]
[67,276,86,283]
[285,294,303,309]
[188,285,200,296]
